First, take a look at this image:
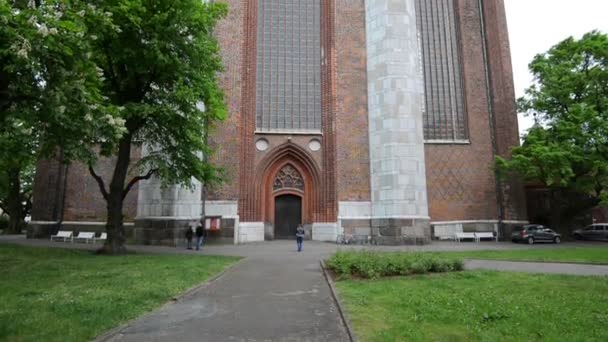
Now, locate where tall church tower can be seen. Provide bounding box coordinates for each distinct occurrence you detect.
[30,0,527,244]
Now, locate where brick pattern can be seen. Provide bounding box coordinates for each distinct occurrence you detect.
[63,147,141,222]
[425,0,499,221]
[335,0,371,202]
[31,156,65,221]
[320,0,338,221]
[207,0,244,201]
[480,0,527,221]
[238,0,260,220]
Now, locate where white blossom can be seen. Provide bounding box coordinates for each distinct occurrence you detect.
[77,10,85,17]
[58,106,66,114]
[84,114,93,122]
[49,28,58,35]
[38,24,49,37]
[17,48,29,59]
[114,117,126,126]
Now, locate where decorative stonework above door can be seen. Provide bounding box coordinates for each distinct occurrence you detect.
[273,165,304,192]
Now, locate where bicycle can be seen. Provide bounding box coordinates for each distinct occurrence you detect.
[336,233,354,245]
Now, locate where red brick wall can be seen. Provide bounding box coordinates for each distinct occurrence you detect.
[31,156,65,221]
[207,0,244,201]
[425,0,500,221]
[480,0,527,221]
[62,147,141,222]
[335,0,371,202]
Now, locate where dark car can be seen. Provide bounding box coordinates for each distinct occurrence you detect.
[573,223,608,241]
[511,224,561,244]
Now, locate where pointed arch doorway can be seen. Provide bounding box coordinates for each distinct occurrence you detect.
[253,143,323,240]
[274,194,302,239]
[271,164,304,239]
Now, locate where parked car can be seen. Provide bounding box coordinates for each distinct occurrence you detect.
[573,223,608,241]
[511,224,561,244]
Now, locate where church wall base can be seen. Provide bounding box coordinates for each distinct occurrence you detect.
[337,217,432,245]
[237,222,265,243]
[133,217,237,246]
[312,222,338,242]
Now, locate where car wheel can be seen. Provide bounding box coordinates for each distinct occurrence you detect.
[511,239,517,243]
[554,236,561,244]
[527,237,534,245]
[574,234,583,240]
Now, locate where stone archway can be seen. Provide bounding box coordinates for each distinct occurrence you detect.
[253,143,322,237]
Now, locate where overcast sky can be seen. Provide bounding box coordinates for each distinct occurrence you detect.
[504,0,608,136]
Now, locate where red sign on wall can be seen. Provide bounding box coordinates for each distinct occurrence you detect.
[205,216,221,231]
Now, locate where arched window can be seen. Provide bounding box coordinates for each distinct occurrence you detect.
[416,0,468,141]
[256,0,322,132]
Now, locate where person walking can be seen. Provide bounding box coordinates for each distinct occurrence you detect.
[195,220,207,251]
[295,224,305,252]
[185,226,194,250]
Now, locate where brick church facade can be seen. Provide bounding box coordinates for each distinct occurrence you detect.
[30,0,527,244]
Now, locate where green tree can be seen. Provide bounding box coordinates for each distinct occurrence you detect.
[84,0,227,254]
[498,31,608,223]
[0,0,110,233]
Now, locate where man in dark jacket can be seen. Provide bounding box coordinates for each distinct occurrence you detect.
[195,220,207,251]
[185,227,194,250]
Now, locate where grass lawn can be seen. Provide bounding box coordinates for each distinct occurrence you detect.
[443,246,608,265]
[336,271,608,341]
[0,244,240,342]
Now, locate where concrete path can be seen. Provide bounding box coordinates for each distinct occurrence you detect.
[465,259,608,276]
[2,236,608,341]
[102,242,348,342]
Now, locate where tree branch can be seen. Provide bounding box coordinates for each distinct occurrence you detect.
[88,165,109,201]
[122,168,158,200]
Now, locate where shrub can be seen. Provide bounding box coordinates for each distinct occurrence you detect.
[325,251,464,279]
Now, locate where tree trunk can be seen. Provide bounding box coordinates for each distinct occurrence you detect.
[6,168,25,234]
[100,133,133,254]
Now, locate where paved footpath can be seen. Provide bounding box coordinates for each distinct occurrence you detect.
[104,242,349,342]
[2,236,608,341]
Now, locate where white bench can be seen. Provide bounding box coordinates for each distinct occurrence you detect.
[94,232,107,243]
[475,232,498,242]
[455,232,476,242]
[74,232,96,244]
[51,230,73,242]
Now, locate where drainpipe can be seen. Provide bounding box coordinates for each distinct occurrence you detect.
[478,0,505,238]
[57,162,69,231]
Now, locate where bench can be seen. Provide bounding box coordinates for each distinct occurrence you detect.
[51,230,73,242]
[74,232,96,244]
[94,232,107,243]
[475,232,498,242]
[455,232,476,242]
